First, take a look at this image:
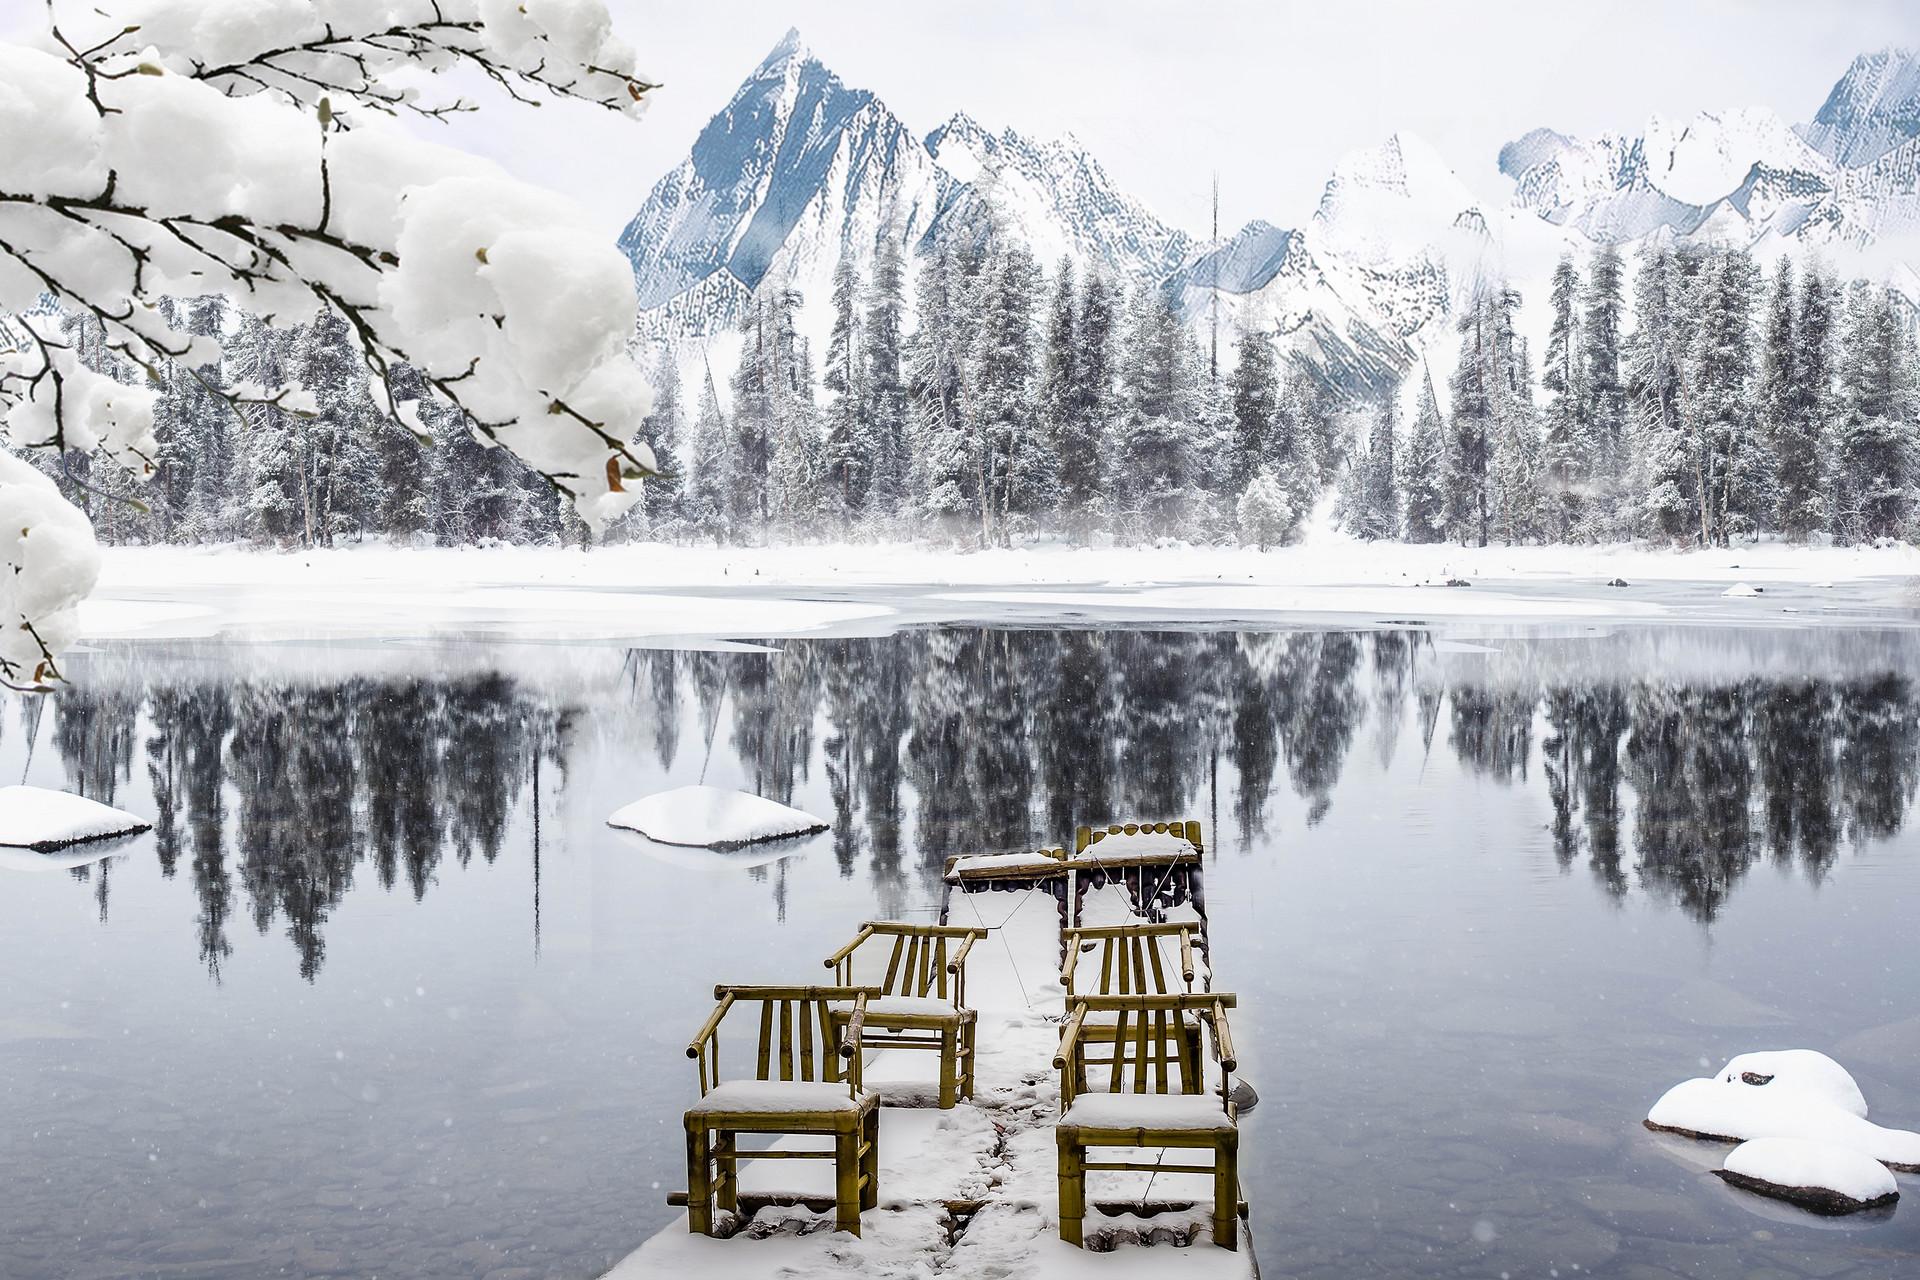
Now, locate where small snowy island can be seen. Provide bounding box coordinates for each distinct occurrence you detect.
[1647,1049,1915,1214]
[0,785,151,852]
[606,785,828,850]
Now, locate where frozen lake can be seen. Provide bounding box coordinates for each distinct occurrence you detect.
[4,624,1920,1278]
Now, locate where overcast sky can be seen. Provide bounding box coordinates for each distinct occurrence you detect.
[11,2,1917,238]
[430,0,1919,240]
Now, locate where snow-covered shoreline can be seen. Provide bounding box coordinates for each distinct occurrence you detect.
[77,540,1920,646]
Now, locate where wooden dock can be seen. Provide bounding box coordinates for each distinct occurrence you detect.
[603,821,1258,1279]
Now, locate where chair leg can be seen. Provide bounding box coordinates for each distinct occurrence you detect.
[938,1023,958,1110]
[1213,1136,1239,1250]
[961,1017,978,1099]
[685,1120,713,1237]
[860,1108,881,1210]
[835,1126,863,1236]
[714,1129,737,1213]
[1057,1132,1085,1247]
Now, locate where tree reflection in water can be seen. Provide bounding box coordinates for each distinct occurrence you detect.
[27,629,1920,975]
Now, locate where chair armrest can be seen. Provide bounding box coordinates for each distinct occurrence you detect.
[947,930,981,974]
[1052,1004,1089,1071]
[1206,999,1237,1072]
[839,990,870,1059]
[823,924,876,971]
[1059,939,1082,990]
[687,991,735,1060]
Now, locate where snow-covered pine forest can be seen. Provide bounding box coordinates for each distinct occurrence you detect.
[27,232,1918,552]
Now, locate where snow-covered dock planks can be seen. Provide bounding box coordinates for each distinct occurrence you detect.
[603,822,1255,1280]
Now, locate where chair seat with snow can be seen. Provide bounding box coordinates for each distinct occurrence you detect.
[822,921,986,1109]
[682,984,881,1237]
[1055,992,1241,1250]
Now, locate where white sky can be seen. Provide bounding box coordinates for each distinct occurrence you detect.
[10,1,1918,240]
[439,0,1920,239]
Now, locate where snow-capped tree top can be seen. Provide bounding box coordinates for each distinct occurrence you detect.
[0,0,657,688]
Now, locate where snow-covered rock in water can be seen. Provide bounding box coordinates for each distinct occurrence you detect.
[0,785,150,851]
[1723,582,1763,597]
[606,785,827,849]
[1716,1138,1899,1214]
[1646,1049,1920,1171]
[1718,1050,1869,1117]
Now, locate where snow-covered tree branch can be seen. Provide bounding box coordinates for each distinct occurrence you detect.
[0,0,658,689]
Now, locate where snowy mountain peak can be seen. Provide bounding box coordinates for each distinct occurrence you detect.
[1313,132,1482,262]
[1802,46,1920,167]
[757,26,810,72]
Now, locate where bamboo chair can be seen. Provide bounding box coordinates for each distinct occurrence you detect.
[683,985,881,1237]
[823,922,986,1109]
[1060,921,1206,1083]
[1054,993,1240,1250]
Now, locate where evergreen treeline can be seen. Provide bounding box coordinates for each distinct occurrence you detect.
[28,238,1918,550]
[33,300,600,549]
[670,237,1918,550]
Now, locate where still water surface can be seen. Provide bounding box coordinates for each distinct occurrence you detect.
[3,626,1919,1279]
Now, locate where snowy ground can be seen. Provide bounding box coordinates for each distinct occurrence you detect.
[78,539,1920,646]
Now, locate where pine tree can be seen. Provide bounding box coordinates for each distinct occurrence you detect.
[685,365,729,540]
[636,349,686,541]
[1116,285,1202,541]
[1836,285,1916,541]
[1627,246,1694,541]
[1401,370,1448,542]
[1581,245,1628,536]
[1683,247,1767,544]
[1058,268,1116,535]
[1236,465,1294,549]
[1447,282,1527,546]
[1343,391,1399,540]
[821,255,866,528]
[228,314,303,546]
[1762,257,1823,539]
[1541,255,1590,539]
[970,232,1050,542]
[1229,317,1279,496]
[907,239,983,542]
[1038,258,1078,531]
[860,236,909,524]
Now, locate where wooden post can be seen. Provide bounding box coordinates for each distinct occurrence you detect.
[1057,1131,1085,1247]
[834,1125,863,1236]
[714,1130,737,1213]
[860,1108,881,1210]
[684,1120,712,1236]
[1214,1131,1240,1249]
[938,1022,959,1110]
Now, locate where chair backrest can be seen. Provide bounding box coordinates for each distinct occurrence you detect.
[1061,922,1199,998]
[1056,993,1237,1111]
[824,922,985,1003]
[686,984,878,1098]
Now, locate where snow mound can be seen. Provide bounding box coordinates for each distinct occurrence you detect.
[1646,1049,1920,1172]
[0,785,150,851]
[1719,1049,1868,1118]
[1723,582,1763,597]
[1717,1138,1899,1214]
[606,785,826,850]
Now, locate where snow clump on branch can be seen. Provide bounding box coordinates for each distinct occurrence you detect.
[0,0,658,688]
